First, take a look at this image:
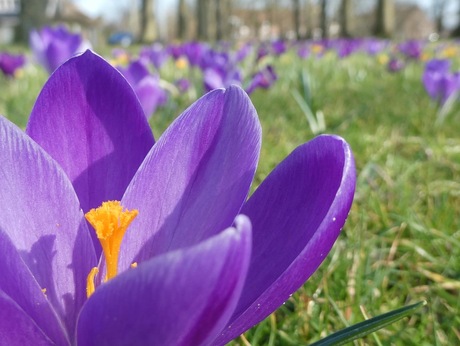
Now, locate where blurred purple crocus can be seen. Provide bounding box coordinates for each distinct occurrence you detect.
[117,59,168,118]
[140,43,170,70]
[0,50,355,345]
[364,38,388,56]
[29,25,90,74]
[0,51,26,77]
[271,40,287,56]
[245,65,277,94]
[398,40,423,60]
[201,49,243,92]
[235,42,253,62]
[387,57,405,72]
[256,43,270,61]
[182,41,209,67]
[175,77,191,93]
[297,43,310,59]
[422,58,460,106]
[203,66,242,92]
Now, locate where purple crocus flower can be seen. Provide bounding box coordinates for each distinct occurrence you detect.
[167,43,183,60]
[203,66,242,92]
[117,59,168,118]
[245,65,277,95]
[200,49,243,92]
[182,41,209,67]
[424,58,450,75]
[235,42,253,62]
[297,44,310,59]
[140,43,170,70]
[398,40,423,60]
[387,57,405,72]
[175,77,191,93]
[29,25,90,74]
[0,51,26,77]
[364,38,388,56]
[256,43,270,61]
[271,39,287,56]
[0,50,355,345]
[422,59,460,106]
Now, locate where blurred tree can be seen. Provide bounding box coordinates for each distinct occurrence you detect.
[177,0,187,40]
[451,1,460,36]
[305,0,313,38]
[14,0,49,42]
[266,0,277,33]
[374,0,395,37]
[197,0,210,40]
[225,0,233,40]
[320,0,328,38]
[339,0,352,37]
[433,0,447,34]
[215,0,223,40]
[292,0,301,40]
[139,0,157,42]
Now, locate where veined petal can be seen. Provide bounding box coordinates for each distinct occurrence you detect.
[0,116,97,339]
[0,290,54,346]
[26,50,154,215]
[119,85,261,268]
[0,231,69,345]
[215,135,356,344]
[77,215,252,346]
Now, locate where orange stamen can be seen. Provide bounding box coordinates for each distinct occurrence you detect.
[85,201,138,296]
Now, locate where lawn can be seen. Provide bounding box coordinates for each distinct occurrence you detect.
[1,41,459,345]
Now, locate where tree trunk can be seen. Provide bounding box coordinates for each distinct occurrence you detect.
[339,0,352,37]
[292,0,301,40]
[15,0,49,42]
[215,0,223,41]
[450,0,460,36]
[374,0,395,38]
[320,0,328,39]
[177,0,187,40]
[433,0,447,34]
[196,0,209,40]
[225,0,233,39]
[139,0,157,43]
[304,0,312,39]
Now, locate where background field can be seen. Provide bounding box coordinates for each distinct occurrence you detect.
[1,44,459,345]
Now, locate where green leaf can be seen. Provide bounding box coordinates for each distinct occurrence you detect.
[309,301,427,346]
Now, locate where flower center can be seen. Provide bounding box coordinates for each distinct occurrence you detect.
[85,200,138,297]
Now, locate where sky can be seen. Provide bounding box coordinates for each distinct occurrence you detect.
[73,0,175,22]
[72,0,459,28]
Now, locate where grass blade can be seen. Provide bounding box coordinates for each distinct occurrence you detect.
[309,301,427,346]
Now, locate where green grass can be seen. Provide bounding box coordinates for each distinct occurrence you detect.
[239,52,460,345]
[1,45,459,345]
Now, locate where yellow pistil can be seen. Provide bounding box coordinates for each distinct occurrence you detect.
[86,267,99,298]
[85,201,138,295]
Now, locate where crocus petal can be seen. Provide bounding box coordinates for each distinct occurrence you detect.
[0,290,54,346]
[77,215,252,346]
[26,50,154,214]
[0,231,69,345]
[29,26,88,74]
[134,77,167,118]
[0,116,97,338]
[119,85,261,268]
[214,135,356,344]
